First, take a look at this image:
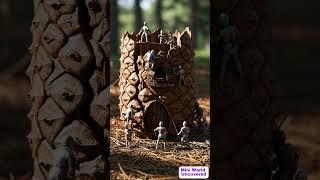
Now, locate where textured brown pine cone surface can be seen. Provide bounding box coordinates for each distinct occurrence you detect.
[213,0,276,179]
[118,28,197,138]
[27,0,110,179]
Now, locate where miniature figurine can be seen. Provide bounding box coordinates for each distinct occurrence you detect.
[167,34,177,49]
[176,65,186,87]
[139,21,150,42]
[154,121,167,149]
[146,49,156,69]
[194,102,203,123]
[48,136,78,180]
[124,121,132,148]
[158,30,165,43]
[215,13,242,88]
[177,121,190,143]
[125,105,134,124]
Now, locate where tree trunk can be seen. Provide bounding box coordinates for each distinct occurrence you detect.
[155,0,162,28]
[213,0,276,179]
[111,0,119,57]
[134,0,143,31]
[189,0,196,48]
[26,0,110,179]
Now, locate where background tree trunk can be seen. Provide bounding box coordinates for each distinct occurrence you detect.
[155,0,162,28]
[111,0,119,58]
[26,0,110,179]
[134,0,143,31]
[189,0,196,48]
[213,0,276,179]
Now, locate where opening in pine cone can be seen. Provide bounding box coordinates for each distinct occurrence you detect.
[88,0,102,12]
[39,163,50,171]
[62,93,75,101]
[155,67,166,79]
[70,51,81,62]
[143,101,170,139]
[51,3,63,10]
[44,119,53,126]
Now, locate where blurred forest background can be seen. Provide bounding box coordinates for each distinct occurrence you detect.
[272,0,320,179]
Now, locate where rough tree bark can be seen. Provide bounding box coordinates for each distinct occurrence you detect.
[26,0,110,179]
[213,0,276,179]
[110,0,119,57]
[188,0,196,48]
[134,0,143,31]
[155,0,162,28]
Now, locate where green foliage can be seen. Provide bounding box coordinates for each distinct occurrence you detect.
[195,49,210,65]
[119,7,135,34]
[117,0,210,49]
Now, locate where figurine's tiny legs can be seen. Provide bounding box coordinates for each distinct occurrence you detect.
[139,22,150,42]
[124,121,132,148]
[154,121,167,149]
[177,121,190,143]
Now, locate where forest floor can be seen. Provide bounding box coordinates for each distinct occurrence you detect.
[283,113,320,180]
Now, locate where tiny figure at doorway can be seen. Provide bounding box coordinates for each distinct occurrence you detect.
[154,121,167,149]
[177,121,190,143]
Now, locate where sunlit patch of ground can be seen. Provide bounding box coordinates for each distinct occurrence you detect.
[283,113,320,180]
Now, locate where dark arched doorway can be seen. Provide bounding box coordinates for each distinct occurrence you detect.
[143,101,170,138]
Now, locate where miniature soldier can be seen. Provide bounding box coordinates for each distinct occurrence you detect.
[215,13,242,88]
[194,102,203,123]
[176,65,186,87]
[158,30,165,43]
[154,121,167,149]
[167,35,177,49]
[124,121,132,148]
[177,121,190,143]
[125,105,134,124]
[146,50,156,69]
[139,21,150,42]
[48,136,78,180]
